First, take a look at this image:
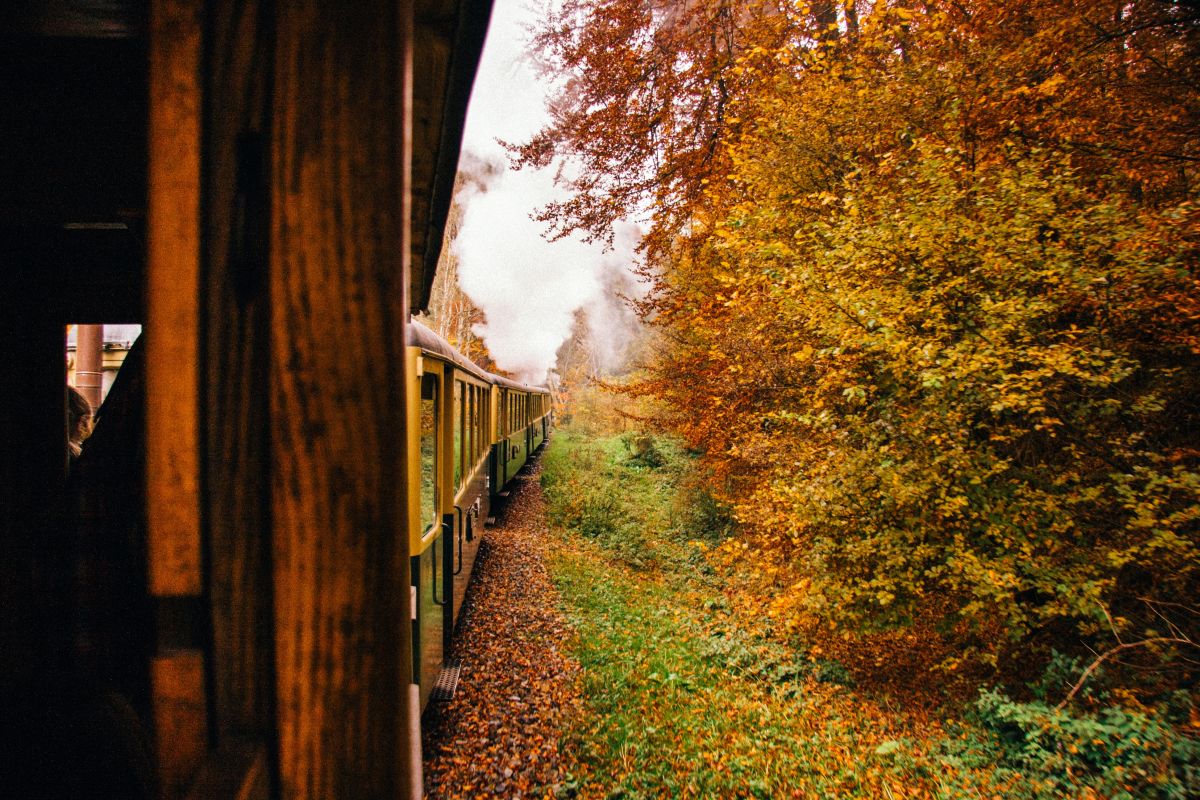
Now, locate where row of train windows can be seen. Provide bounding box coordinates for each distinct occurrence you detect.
[500,392,547,437]
[417,373,491,533]
[452,379,487,490]
[417,374,548,534]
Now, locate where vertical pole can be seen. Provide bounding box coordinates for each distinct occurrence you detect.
[74,324,104,409]
[147,1,207,796]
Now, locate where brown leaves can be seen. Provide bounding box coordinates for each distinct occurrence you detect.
[423,465,581,798]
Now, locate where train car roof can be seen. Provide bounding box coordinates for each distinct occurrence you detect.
[410,0,496,316]
[487,371,549,396]
[406,320,548,394]
[407,318,492,383]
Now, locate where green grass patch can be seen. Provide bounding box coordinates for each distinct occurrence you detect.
[542,429,934,797]
[541,427,1200,799]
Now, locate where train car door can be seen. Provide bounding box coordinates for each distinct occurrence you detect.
[413,369,445,707]
[443,374,465,654]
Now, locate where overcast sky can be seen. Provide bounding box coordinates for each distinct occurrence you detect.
[452,0,642,385]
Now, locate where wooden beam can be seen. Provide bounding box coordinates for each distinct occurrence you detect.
[202,0,276,743]
[151,651,209,799]
[271,2,416,796]
[146,0,202,597]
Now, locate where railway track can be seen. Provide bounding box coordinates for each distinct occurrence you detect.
[423,462,581,799]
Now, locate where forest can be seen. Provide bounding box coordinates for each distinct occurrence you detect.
[523,0,1199,688]
[425,0,1199,795]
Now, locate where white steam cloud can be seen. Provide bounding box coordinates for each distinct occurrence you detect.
[453,0,644,385]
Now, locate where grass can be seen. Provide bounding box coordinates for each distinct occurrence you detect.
[540,428,957,798]
[540,426,1200,799]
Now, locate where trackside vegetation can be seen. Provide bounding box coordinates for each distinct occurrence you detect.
[540,428,1200,798]
[523,0,1199,751]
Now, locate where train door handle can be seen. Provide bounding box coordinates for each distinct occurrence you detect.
[433,521,449,606]
[453,506,464,575]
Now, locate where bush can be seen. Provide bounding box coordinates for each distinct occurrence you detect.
[951,689,1200,800]
[544,428,737,572]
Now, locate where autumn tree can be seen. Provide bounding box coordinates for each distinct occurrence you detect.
[513,0,840,257]
[526,0,1200,673]
[420,166,500,372]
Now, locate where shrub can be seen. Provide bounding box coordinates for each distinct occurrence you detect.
[956,689,1200,800]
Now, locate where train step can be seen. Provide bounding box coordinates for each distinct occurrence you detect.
[431,658,463,702]
[497,490,511,498]
[486,516,496,527]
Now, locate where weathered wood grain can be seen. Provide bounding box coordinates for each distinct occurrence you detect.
[202,0,276,744]
[152,651,208,798]
[270,2,416,796]
[147,0,202,597]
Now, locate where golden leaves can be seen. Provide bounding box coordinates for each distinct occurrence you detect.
[619,0,1200,668]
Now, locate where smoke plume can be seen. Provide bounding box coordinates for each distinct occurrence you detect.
[451,0,644,385]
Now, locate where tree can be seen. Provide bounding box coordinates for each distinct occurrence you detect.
[512,0,839,258]
[526,0,1200,669]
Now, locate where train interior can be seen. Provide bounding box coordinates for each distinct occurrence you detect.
[2,0,495,797]
[1,6,152,796]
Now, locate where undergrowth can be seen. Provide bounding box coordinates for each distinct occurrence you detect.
[541,425,1200,799]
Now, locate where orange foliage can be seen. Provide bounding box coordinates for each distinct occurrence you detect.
[526,1,1200,671]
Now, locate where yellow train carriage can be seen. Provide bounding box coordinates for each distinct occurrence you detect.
[488,374,552,507]
[406,321,494,707]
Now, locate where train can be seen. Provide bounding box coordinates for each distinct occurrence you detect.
[406,320,551,707]
[0,1,553,798]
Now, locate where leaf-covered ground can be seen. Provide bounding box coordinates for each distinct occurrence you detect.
[426,432,1198,798]
[423,464,581,799]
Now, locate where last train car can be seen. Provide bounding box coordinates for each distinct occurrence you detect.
[1,1,494,798]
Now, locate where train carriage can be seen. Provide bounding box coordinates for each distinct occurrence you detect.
[406,321,550,707]
[1,1,509,798]
[407,320,492,706]
[489,373,552,507]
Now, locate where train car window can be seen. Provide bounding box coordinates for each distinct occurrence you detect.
[420,375,439,533]
[476,387,483,456]
[464,386,472,465]
[469,386,477,462]
[453,380,463,489]
[66,324,142,411]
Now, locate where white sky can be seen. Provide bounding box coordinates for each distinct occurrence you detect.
[453,0,642,384]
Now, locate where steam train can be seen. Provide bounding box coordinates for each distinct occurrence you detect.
[407,320,550,707]
[0,0,553,797]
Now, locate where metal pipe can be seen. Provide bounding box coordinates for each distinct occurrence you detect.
[74,324,104,409]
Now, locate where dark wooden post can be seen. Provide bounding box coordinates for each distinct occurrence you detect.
[201,0,276,757]
[147,1,207,795]
[270,1,417,797]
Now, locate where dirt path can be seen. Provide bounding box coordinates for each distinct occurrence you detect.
[422,462,580,799]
